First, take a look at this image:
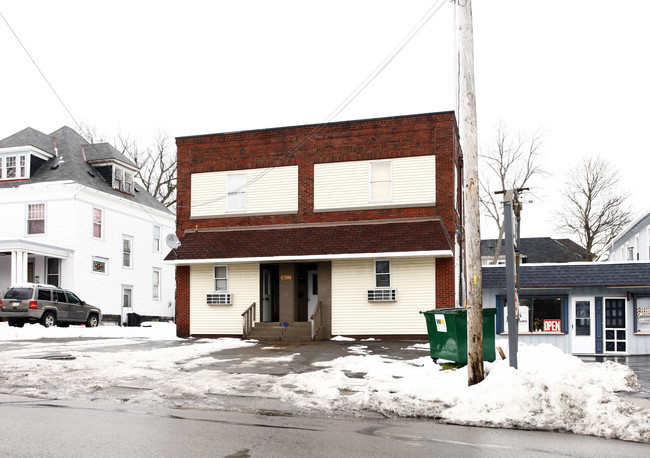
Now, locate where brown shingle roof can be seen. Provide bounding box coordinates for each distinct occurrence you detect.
[166,218,453,262]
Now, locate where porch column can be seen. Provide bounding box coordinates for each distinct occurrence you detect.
[10,250,29,285]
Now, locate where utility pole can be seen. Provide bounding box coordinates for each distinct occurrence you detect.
[458,0,483,386]
[500,188,526,369]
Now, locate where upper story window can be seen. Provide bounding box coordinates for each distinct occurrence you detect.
[375,260,391,288]
[113,166,134,194]
[153,225,161,252]
[27,203,45,235]
[1,154,27,180]
[227,174,246,211]
[635,234,640,261]
[627,243,634,261]
[123,236,133,268]
[369,161,391,202]
[93,208,103,239]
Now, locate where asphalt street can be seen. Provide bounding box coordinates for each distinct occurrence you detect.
[1,393,648,458]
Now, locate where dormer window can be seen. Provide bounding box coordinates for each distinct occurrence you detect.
[124,171,133,194]
[1,153,28,180]
[112,166,135,194]
[114,168,123,190]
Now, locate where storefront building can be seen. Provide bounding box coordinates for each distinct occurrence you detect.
[483,262,650,355]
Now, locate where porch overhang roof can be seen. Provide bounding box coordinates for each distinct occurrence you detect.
[165,218,454,265]
[0,239,74,258]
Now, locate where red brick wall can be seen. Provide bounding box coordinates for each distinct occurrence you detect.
[175,266,190,337]
[174,111,463,328]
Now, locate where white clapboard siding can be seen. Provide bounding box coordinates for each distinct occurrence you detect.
[314,155,435,211]
[331,257,435,335]
[191,166,298,218]
[190,263,259,335]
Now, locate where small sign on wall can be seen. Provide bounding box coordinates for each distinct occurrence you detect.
[280,275,293,281]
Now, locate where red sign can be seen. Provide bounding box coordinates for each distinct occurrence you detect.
[280,275,293,281]
[544,319,561,332]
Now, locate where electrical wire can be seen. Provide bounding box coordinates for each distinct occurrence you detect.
[181,0,450,209]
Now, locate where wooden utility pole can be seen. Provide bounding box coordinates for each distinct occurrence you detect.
[458,0,484,385]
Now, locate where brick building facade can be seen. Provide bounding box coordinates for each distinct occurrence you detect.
[167,111,463,340]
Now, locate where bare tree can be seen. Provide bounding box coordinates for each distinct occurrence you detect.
[117,130,177,210]
[556,156,631,261]
[479,123,546,263]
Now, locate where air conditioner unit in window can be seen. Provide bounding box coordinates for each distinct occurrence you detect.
[367,289,397,302]
[207,293,232,305]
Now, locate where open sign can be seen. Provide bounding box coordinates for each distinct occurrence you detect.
[544,319,561,332]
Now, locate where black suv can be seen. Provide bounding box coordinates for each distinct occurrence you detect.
[0,283,102,328]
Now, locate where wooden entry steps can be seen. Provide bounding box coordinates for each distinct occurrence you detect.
[247,321,317,342]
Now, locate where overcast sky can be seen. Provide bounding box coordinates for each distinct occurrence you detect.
[1,1,648,241]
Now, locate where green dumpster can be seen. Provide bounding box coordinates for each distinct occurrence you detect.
[420,308,496,364]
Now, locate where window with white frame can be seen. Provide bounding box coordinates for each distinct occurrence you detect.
[152,268,161,300]
[648,227,650,260]
[124,171,134,194]
[227,174,246,211]
[92,256,108,274]
[27,203,45,235]
[113,166,135,194]
[369,162,391,202]
[627,242,634,261]
[375,260,391,287]
[93,208,103,239]
[214,265,228,291]
[1,154,27,180]
[47,258,60,286]
[122,236,133,268]
[114,167,123,191]
[153,226,161,252]
[635,234,640,261]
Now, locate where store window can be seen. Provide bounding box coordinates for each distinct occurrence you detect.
[499,296,565,333]
[635,296,650,333]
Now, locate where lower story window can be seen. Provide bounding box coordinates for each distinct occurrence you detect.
[635,297,650,333]
[500,296,565,333]
[47,258,60,287]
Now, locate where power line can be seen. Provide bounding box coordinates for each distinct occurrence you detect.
[182,0,449,209]
[0,8,175,236]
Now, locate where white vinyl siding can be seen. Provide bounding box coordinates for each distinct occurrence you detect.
[189,263,259,335]
[191,166,298,218]
[314,155,436,211]
[331,257,434,335]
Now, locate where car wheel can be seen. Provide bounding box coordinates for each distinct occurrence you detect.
[40,311,56,328]
[86,314,99,327]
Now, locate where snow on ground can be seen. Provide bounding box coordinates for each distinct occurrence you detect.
[0,322,648,443]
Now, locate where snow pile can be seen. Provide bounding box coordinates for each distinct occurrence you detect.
[0,323,648,443]
[0,321,179,340]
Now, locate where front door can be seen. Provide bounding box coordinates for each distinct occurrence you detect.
[604,298,627,353]
[572,297,594,354]
[307,270,318,319]
[121,286,133,326]
[262,269,272,322]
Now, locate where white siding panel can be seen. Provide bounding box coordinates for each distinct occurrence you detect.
[191,166,298,218]
[190,263,259,335]
[314,155,435,211]
[331,258,434,335]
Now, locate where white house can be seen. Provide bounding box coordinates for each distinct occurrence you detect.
[0,126,175,323]
[607,208,650,262]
